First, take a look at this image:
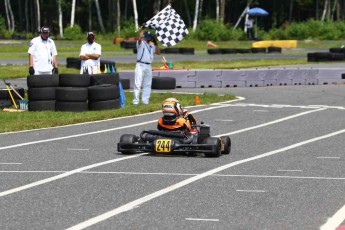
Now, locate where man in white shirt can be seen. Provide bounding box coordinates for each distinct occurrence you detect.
[245,15,255,40]
[133,28,160,105]
[79,32,101,74]
[28,27,58,75]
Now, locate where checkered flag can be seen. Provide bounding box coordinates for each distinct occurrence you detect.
[143,5,189,47]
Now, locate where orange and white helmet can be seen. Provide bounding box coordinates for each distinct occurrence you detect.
[162,98,183,117]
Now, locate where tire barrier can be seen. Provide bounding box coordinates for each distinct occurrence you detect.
[0,87,25,100]
[307,52,345,62]
[90,73,120,86]
[151,77,176,90]
[120,78,130,90]
[88,84,121,111]
[267,46,282,53]
[59,74,90,87]
[89,98,121,111]
[120,40,137,49]
[66,57,81,70]
[27,75,58,111]
[56,87,88,102]
[179,47,195,55]
[26,73,124,112]
[329,47,345,54]
[55,101,89,112]
[164,48,179,54]
[66,57,116,72]
[28,100,56,111]
[0,99,12,109]
[88,84,119,101]
[251,47,267,53]
[207,48,222,55]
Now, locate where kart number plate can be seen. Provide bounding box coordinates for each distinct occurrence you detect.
[155,139,172,153]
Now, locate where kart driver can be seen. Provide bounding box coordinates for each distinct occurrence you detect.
[157,98,197,133]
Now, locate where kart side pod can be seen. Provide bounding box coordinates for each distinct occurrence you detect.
[198,124,211,143]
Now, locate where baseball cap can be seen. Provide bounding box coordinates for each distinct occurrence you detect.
[40,27,50,33]
[142,31,152,40]
[87,32,95,38]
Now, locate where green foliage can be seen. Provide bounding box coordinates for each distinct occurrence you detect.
[193,19,242,41]
[118,19,138,38]
[0,15,6,34]
[63,24,83,40]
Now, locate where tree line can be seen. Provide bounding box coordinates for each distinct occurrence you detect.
[1,0,345,37]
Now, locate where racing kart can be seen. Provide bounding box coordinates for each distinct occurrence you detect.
[117,122,231,157]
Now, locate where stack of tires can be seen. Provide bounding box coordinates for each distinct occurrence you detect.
[27,75,59,111]
[88,73,121,110]
[0,87,25,109]
[56,74,90,112]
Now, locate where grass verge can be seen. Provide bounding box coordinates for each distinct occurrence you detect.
[0,92,236,133]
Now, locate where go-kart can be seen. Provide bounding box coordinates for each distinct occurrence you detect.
[117,122,231,157]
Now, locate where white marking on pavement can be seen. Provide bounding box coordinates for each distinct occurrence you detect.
[277,170,303,172]
[185,218,219,222]
[0,153,147,198]
[67,149,89,151]
[317,156,340,159]
[214,108,326,137]
[236,190,265,193]
[66,128,345,230]
[253,110,268,112]
[215,119,233,122]
[0,163,22,165]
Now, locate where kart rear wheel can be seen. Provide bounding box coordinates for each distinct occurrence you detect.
[203,137,221,158]
[220,136,231,155]
[119,134,137,154]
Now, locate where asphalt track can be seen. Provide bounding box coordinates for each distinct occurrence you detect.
[1,84,345,229]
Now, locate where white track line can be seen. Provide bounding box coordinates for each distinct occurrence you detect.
[215,108,326,137]
[236,190,266,193]
[185,218,219,222]
[0,153,147,198]
[66,128,345,230]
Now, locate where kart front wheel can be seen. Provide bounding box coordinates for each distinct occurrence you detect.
[220,136,231,155]
[203,137,221,158]
[119,134,137,154]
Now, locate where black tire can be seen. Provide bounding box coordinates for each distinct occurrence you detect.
[221,48,237,54]
[207,49,222,55]
[165,48,179,54]
[0,99,12,108]
[59,74,90,87]
[236,48,251,53]
[151,77,176,90]
[203,137,221,158]
[90,73,120,86]
[329,47,345,53]
[89,98,121,110]
[27,75,59,88]
[121,40,137,49]
[0,87,25,100]
[267,46,282,53]
[119,134,137,154]
[179,47,195,55]
[120,78,130,89]
[251,48,267,53]
[220,136,231,155]
[56,87,88,102]
[28,100,56,111]
[28,87,56,101]
[66,57,81,69]
[55,101,88,112]
[88,84,119,101]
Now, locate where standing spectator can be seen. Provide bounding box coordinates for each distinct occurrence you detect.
[245,15,255,41]
[28,26,58,75]
[133,28,160,105]
[79,32,101,74]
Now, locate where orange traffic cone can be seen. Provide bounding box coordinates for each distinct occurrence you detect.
[207,41,218,47]
[195,95,200,104]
